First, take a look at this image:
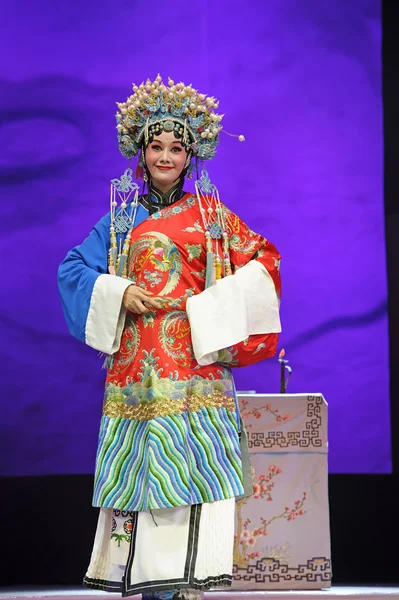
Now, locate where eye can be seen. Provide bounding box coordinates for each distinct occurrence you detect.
[172,146,183,153]
[151,144,161,151]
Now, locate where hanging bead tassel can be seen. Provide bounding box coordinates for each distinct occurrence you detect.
[222,231,232,276]
[215,253,222,280]
[205,251,215,289]
[108,168,139,274]
[109,182,118,271]
[196,169,233,286]
[117,228,132,277]
[204,231,215,289]
[109,224,118,271]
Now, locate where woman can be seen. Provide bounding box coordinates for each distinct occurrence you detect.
[58,75,281,599]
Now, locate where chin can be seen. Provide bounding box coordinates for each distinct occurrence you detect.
[153,174,177,188]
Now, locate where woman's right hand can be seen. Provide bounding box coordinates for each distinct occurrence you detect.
[122,285,162,314]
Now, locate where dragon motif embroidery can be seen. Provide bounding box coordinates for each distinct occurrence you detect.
[159,311,195,368]
[128,231,182,295]
[111,316,140,373]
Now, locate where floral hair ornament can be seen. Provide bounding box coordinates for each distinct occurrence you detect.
[115,74,244,161]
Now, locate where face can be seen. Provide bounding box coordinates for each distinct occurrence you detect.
[145,130,188,193]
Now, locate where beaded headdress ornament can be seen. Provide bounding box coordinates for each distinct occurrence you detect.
[115,74,233,161]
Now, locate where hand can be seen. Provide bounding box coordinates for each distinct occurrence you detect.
[122,285,162,314]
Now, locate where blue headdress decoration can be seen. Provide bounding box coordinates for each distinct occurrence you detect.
[115,75,226,161]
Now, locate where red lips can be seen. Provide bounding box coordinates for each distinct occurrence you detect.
[156,166,173,171]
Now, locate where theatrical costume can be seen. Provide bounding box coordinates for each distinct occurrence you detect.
[58,75,281,598]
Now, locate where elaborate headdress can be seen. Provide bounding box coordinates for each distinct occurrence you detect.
[115,74,230,161]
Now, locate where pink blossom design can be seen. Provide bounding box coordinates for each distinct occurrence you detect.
[239,401,291,429]
[234,472,307,568]
[253,484,261,498]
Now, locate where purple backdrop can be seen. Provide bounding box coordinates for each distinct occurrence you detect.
[0,0,390,475]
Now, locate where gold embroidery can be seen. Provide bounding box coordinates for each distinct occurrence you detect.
[103,391,235,421]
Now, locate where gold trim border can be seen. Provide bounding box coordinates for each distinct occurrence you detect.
[103,391,235,421]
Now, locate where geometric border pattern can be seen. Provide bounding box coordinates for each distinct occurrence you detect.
[247,395,324,450]
[233,556,332,585]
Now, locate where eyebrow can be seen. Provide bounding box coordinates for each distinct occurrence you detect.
[152,138,183,145]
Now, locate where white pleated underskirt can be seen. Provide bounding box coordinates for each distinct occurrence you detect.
[84,498,235,597]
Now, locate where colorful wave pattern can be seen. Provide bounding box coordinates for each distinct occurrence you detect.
[92,406,244,511]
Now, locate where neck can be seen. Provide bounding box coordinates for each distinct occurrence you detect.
[152,179,179,195]
[150,179,184,205]
[141,178,185,214]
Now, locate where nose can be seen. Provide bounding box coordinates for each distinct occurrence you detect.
[159,148,172,164]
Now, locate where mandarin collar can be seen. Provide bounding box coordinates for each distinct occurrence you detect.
[140,179,185,214]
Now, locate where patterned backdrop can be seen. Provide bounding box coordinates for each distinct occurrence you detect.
[0,0,390,475]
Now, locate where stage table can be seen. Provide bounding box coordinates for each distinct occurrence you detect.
[232,393,331,590]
